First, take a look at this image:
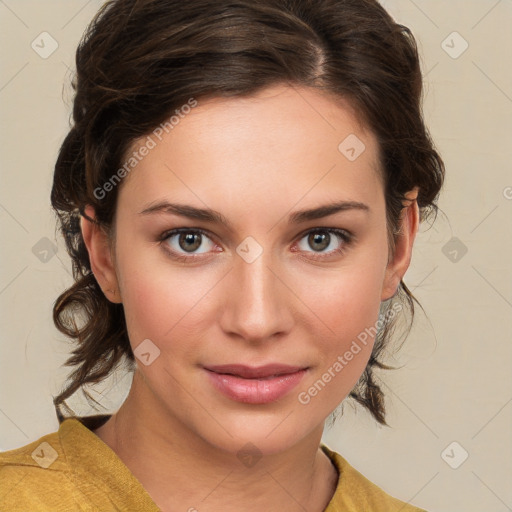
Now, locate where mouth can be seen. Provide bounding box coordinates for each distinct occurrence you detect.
[203,364,309,404]
[204,363,308,379]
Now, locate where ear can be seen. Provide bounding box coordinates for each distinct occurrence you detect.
[80,205,122,304]
[381,187,420,301]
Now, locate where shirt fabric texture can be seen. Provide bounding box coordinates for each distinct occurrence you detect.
[0,416,426,511]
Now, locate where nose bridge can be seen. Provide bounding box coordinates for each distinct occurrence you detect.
[220,242,292,341]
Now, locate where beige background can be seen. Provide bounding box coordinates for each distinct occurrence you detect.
[1,1,511,511]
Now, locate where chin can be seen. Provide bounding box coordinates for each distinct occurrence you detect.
[186,405,323,460]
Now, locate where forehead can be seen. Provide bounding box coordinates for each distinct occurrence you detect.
[117,84,384,223]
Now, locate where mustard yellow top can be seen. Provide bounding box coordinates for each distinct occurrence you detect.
[0,416,426,511]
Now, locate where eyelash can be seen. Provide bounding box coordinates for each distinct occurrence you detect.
[157,227,354,263]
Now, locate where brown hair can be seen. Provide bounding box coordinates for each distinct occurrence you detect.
[51,0,444,425]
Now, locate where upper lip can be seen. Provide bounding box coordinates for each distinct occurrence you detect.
[204,364,307,379]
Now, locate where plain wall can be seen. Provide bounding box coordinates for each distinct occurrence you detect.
[0,1,511,511]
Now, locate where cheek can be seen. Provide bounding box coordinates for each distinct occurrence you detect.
[294,246,388,405]
[316,270,383,367]
[119,264,201,348]
[115,237,221,356]
[301,246,387,341]
[114,236,174,342]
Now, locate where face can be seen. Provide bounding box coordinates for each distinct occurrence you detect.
[84,84,417,456]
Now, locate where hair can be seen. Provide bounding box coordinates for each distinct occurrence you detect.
[51,0,444,426]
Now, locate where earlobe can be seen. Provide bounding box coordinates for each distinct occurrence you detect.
[381,188,420,301]
[80,205,121,304]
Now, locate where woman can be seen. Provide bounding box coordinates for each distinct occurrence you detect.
[0,0,444,510]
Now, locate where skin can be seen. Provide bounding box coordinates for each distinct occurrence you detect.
[81,84,419,512]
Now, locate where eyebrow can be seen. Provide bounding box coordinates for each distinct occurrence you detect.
[139,200,370,229]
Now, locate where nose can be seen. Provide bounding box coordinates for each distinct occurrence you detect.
[218,247,294,344]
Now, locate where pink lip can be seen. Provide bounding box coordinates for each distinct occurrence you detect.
[204,364,308,404]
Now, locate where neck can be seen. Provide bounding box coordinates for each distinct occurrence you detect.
[93,371,338,512]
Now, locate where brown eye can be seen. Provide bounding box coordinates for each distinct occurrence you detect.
[296,228,353,259]
[161,228,217,259]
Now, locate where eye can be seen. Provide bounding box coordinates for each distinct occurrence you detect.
[159,228,219,261]
[294,228,353,260]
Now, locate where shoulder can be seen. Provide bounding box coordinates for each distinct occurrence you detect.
[0,426,87,511]
[1,415,160,512]
[321,444,428,512]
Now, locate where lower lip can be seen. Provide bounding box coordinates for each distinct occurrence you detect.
[205,369,307,404]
